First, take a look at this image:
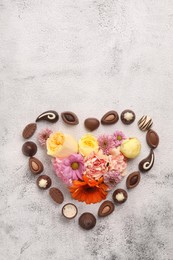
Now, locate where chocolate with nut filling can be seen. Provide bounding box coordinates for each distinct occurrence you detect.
[98,200,115,217]
[101,111,119,125]
[29,157,44,175]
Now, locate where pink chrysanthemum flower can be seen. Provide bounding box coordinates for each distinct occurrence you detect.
[38,128,53,146]
[97,134,115,155]
[114,130,126,147]
[62,154,85,181]
[104,171,122,190]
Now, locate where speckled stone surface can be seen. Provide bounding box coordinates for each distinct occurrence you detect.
[0,1,173,259]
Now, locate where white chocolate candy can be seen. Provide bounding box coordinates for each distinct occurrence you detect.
[138,115,153,131]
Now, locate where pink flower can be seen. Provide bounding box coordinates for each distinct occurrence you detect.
[104,171,122,190]
[113,130,126,147]
[97,134,115,155]
[52,158,71,185]
[62,154,85,181]
[38,128,53,146]
[52,154,85,185]
[84,152,108,180]
[107,154,127,175]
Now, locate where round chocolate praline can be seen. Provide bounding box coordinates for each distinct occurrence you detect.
[37,175,52,190]
[62,203,78,219]
[79,212,96,230]
[22,141,37,157]
[121,110,135,125]
[112,189,128,204]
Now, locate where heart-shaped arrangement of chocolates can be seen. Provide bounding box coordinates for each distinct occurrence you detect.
[21,110,159,230]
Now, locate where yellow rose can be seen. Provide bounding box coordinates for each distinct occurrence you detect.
[47,131,78,158]
[120,137,141,159]
[78,134,99,156]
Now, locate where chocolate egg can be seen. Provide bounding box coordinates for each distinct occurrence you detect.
[29,157,44,174]
[101,111,119,125]
[49,187,64,204]
[22,123,37,139]
[84,118,100,131]
[22,141,37,157]
[126,171,141,189]
[79,212,96,230]
[98,200,115,217]
[138,150,155,172]
[61,111,79,125]
[146,129,159,149]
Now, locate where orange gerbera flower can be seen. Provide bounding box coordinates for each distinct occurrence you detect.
[69,175,108,204]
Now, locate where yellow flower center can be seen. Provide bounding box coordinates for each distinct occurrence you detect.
[71,162,79,170]
[117,135,122,141]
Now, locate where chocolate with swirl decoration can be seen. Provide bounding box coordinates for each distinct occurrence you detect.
[36,110,59,123]
[138,149,155,172]
[138,115,153,131]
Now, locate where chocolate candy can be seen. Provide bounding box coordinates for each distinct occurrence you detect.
[84,118,100,131]
[22,123,37,139]
[121,110,135,125]
[101,111,119,125]
[112,189,128,204]
[49,187,64,204]
[98,200,115,217]
[126,171,141,189]
[146,129,159,149]
[29,157,44,175]
[61,111,79,125]
[138,115,153,131]
[79,212,96,230]
[62,203,78,219]
[36,110,59,123]
[22,141,37,157]
[37,175,52,189]
[138,149,154,172]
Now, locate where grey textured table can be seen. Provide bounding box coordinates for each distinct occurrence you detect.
[0,1,173,260]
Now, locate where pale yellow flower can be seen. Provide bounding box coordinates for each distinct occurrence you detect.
[120,137,141,159]
[78,134,99,156]
[47,131,78,158]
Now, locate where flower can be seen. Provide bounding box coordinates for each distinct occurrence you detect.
[84,151,108,180]
[120,137,141,159]
[114,130,126,147]
[47,131,78,158]
[38,128,53,146]
[104,171,122,190]
[69,175,108,204]
[61,154,85,181]
[97,134,115,155]
[107,154,127,175]
[78,134,99,156]
[52,158,72,185]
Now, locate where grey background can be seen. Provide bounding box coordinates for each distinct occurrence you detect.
[0,0,173,259]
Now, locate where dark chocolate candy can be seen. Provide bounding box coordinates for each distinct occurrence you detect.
[84,118,100,131]
[138,150,154,172]
[79,212,96,230]
[126,171,141,189]
[22,141,37,157]
[138,115,153,131]
[29,157,44,175]
[37,175,52,189]
[49,187,64,204]
[112,189,128,204]
[98,200,115,217]
[22,123,37,139]
[146,129,159,149]
[101,111,119,125]
[36,110,59,123]
[61,111,79,125]
[121,110,135,125]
